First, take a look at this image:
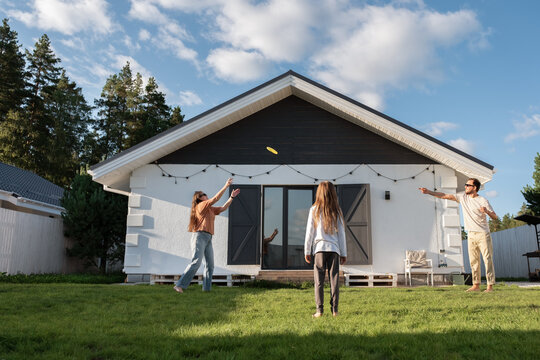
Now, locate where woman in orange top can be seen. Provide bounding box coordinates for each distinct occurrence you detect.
[174,178,240,293]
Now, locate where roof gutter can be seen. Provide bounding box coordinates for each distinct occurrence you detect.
[0,189,64,215]
[103,185,131,196]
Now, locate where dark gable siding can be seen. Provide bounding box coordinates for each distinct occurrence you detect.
[158,96,436,165]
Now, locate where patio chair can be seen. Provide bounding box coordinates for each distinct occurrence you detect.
[404,250,433,286]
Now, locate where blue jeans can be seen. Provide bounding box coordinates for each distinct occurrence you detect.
[176,231,214,291]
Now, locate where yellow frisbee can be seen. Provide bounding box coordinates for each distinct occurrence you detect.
[266,146,278,155]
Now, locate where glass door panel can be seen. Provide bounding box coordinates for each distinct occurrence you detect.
[262,187,283,269]
[287,189,313,269]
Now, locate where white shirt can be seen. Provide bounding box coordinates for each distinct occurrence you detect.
[456,192,493,233]
[304,206,347,256]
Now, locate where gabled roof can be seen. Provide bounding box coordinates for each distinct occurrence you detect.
[0,161,64,208]
[89,70,495,191]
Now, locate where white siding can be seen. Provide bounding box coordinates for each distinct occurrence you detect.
[123,163,464,276]
[462,225,539,278]
[0,207,68,274]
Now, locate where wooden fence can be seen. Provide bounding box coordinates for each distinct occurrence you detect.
[462,224,539,278]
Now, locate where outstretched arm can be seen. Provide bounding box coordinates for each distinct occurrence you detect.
[208,178,233,205]
[263,228,278,244]
[418,187,457,202]
[215,188,240,214]
[480,206,498,220]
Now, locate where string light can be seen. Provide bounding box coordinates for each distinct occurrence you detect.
[155,163,434,184]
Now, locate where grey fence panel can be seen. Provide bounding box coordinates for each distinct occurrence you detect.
[0,208,66,274]
[462,225,539,278]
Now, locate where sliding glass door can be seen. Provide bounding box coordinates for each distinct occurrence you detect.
[262,186,314,269]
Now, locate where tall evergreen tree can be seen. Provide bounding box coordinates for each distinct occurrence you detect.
[47,71,92,186]
[0,32,90,186]
[23,34,61,176]
[0,18,27,123]
[91,62,185,163]
[62,172,127,273]
[522,152,540,215]
[170,105,184,126]
[92,63,136,160]
[125,76,171,148]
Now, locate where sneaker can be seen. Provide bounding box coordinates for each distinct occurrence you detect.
[173,286,183,293]
[312,312,323,318]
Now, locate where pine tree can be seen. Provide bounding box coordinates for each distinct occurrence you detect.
[93,63,135,159]
[62,173,127,273]
[170,105,184,126]
[47,71,91,186]
[91,62,185,162]
[24,34,61,176]
[126,76,171,147]
[0,18,27,123]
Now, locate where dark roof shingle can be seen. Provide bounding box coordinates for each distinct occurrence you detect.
[0,162,64,208]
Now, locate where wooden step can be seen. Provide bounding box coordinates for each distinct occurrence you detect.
[344,273,397,287]
[150,274,254,286]
[256,270,345,284]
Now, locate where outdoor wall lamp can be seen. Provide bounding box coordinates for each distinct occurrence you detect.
[385,191,390,200]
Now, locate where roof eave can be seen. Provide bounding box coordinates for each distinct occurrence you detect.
[89,70,494,187]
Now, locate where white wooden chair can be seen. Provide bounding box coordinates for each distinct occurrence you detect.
[404,250,433,286]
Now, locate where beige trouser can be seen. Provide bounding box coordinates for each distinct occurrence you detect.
[468,231,495,285]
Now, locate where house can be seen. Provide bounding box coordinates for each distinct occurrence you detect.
[88,71,495,284]
[0,161,72,274]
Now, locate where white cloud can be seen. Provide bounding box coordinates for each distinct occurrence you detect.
[504,114,540,143]
[128,0,169,25]
[178,91,203,106]
[213,0,318,63]
[123,0,488,108]
[59,37,85,50]
[484,190,498,198]
[309,3,485,109]
[128,0,198,66]
[153,28,198,65]
[145,0,223,13]
[123,35,140,51]
[8,0,114,35]
[206,48,271,83]
[139,29,151,41]
[448,138,475,154]
[423,121,459,137]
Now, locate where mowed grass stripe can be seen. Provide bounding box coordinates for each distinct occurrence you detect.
[0,284,538,359]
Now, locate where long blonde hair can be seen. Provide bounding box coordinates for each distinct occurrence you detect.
[188,191,205,232]
[313,181,343,234]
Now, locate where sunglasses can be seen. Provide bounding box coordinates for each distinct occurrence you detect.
[464,184,475,188]
[200,193,207,197]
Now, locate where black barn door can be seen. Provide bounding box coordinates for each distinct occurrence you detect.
[337,184,372,265]
[227,185,261,265]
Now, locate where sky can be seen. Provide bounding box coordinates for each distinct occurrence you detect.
[1,0,539,217]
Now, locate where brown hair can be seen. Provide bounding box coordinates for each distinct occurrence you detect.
[188,191,205,232]
[313,181,344,234]
[468,178,481,192]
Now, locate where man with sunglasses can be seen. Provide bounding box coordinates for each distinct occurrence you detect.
[419,178,498,292]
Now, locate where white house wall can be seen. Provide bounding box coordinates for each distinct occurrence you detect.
[124,164,464,277]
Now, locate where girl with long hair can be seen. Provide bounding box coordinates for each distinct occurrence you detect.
[174,178,240,293]
[304,181,347,317]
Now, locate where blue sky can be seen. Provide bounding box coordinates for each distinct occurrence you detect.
[1,0,539,217]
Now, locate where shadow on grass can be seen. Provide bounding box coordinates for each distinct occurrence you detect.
[1,329,539,359]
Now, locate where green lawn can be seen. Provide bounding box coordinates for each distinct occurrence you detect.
[0,283,539,359]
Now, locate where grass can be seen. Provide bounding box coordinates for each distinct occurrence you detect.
[0,283,538,360]
[0,272,126,284]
